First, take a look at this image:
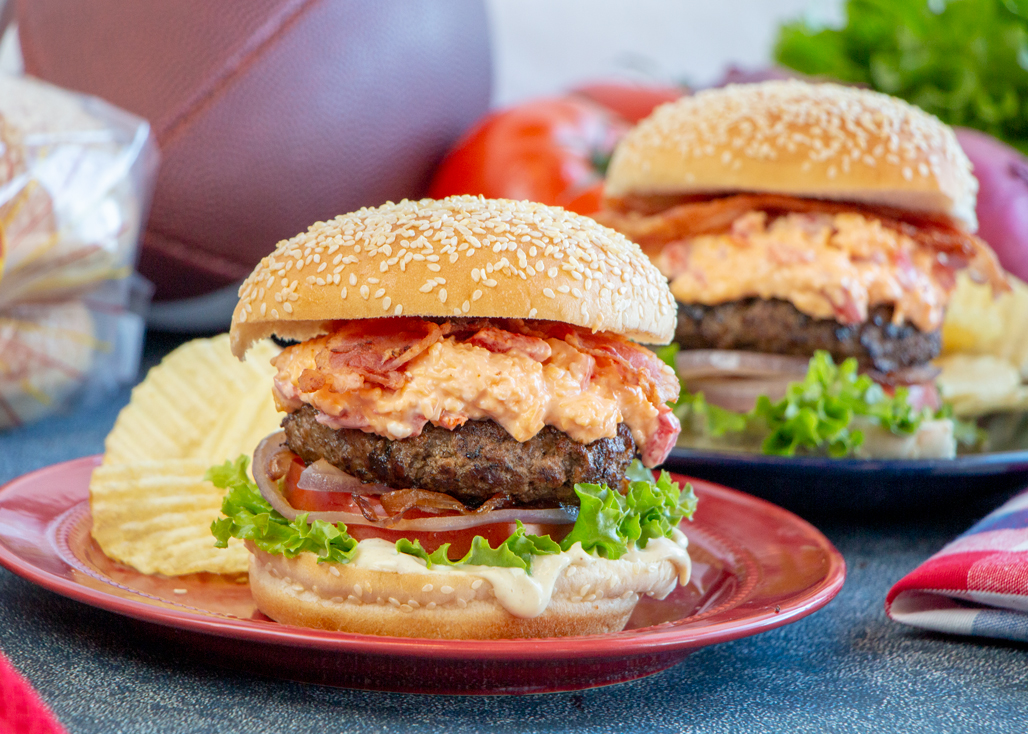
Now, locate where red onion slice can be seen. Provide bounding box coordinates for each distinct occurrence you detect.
[297,459,394,495]
[675,349,811,381]
[251,432,578,531]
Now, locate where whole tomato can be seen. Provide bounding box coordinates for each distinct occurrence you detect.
[570,82,686,123]
[427,97,629,215]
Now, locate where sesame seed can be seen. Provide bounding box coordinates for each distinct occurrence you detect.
[360,285,370,300]
[439,288,447,303]
[382,296,391,310]
[472,289,483,301]
[441,586,454,594]
[374,288,385,299]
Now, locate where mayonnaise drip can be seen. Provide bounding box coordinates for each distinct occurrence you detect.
[260,532,692,620]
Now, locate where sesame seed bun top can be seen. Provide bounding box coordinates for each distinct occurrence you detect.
[230,196,677,357]
[604,80,979,231]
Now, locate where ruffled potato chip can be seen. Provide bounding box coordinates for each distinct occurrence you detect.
[102,335,281,464]
[942,272,1028,378]
[936,354,1028,418]
[90,459,251,576]
[938,272,1028,418]
[91,334,282,575]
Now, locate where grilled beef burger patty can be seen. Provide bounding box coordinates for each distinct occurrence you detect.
[282,404,637,505]
[675,299,941,375]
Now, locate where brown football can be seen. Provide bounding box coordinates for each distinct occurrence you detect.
[16,0,492,303]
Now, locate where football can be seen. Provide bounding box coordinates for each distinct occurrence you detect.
[16,0,492,305]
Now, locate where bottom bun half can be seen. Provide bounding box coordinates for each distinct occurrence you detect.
[247,539,691,640]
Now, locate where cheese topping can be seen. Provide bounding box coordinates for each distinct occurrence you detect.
[274,334,678,465]
[659,210,952,332]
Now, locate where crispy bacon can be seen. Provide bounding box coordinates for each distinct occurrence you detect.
[323,317,445,389]
[599,193,1008,292]
[548,325,680,406]
[466,327,552,362]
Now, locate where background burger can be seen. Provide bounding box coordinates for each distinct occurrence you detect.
[211,195,695,639]
[596,80,1008,459]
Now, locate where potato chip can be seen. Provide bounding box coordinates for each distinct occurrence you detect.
[942,272,1028,379]
[92,334,282,576]
[936,354,1028,418]
[102,334,281,465]
[90,459,250,576]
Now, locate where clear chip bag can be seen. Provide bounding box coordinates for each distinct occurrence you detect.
[0,73,158,428]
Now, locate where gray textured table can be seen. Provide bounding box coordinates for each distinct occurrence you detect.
[0,333,1025,733]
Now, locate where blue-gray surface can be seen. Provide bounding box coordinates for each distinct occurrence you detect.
[0,334,1025,734]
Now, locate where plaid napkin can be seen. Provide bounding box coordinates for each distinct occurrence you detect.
[0,651,66,734]
[886,487,1028,641]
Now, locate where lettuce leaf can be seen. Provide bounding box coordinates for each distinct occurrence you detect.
[774,0,1028,153]
[396,522,562,572]
[673,350,932,457]
[209,457,695,572]
[209,456,359,563]
[558,469,697,559]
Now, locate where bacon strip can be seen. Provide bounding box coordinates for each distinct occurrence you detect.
[466,327,552,362]
[323,317,445,389]
[599,193,1009,292]
[550,325,680,406]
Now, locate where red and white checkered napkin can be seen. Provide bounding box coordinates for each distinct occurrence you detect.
[0,650,66,734]
[887,487,1028,641]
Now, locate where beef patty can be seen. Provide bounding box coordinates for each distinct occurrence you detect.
[281,404,637,505]
[675,298,941,374]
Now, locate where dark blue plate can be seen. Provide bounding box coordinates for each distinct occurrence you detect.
[664,447,1028,519]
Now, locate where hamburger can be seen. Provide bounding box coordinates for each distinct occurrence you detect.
[212,196,695,639]
[596,80,1008,458]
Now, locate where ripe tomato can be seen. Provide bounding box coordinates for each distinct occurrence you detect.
[427,97,629,215]
[570,82,686,123]
[427,84,687,215]
[280,459,569,561]
[881,382,942,413]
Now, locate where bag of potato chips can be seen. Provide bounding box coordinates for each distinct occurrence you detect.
[0,73,158,428]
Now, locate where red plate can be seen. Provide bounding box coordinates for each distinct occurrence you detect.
[0,456,845,694]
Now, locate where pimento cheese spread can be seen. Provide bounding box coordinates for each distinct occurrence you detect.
[659,211,951,332]
[273,334,679,466]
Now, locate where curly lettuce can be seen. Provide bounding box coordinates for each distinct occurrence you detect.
[671,350,932,457]
[209,457,695,573]
[774,0,1028,153]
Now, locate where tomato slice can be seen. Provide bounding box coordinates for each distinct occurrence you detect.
[881,381,942,412]
[280,459,570,561]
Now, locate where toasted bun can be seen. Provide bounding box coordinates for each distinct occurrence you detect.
[247,542,686,639]
[230,196,677,357]
[605,80,979,231]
